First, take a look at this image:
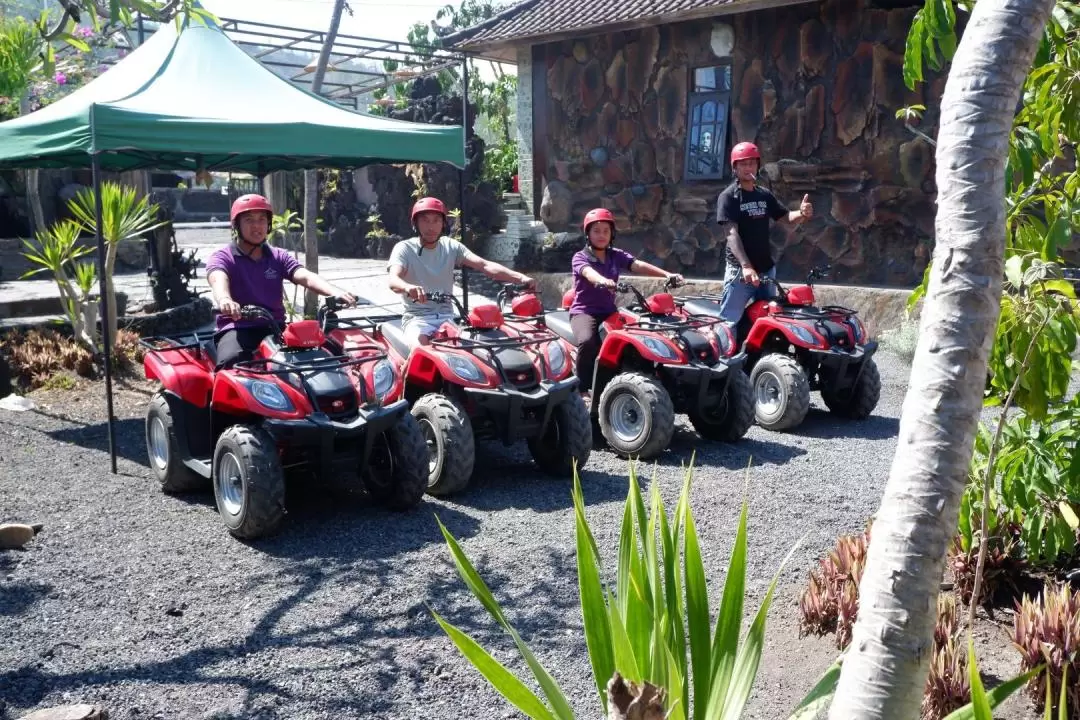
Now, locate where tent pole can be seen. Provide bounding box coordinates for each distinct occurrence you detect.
[459,55,470,312]
[93,154,118,474]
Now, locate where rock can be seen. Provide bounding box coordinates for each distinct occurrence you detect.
[18,704,106,720]
[771,21,800,79]
[601,154,632,186]
[674,190,710,220]
[0,394,36,412]
[800,19,830,76]
[656,139,685,184]
[832,42,875,145]
[616,118,638,149]
[540,181,574,229]
[573,41,589,63]
[115,238,148,269]
[899,139,933,188]
[873,43,911,111]
[0,522,40,549]
[800,85,827,156]
[762,80,777,120]
[625,27,659,107]
[633,184,665,224]
[590,147,610,166]
[580,59,605,114]
[732,58,765,142]
[629,140,658,183]
[598,103,619,147]
[605,50,627,103]
[831,192,872,229]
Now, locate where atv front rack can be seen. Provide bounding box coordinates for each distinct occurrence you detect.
[233,351,387,407]
[139,330,218,358]
[431,327,562,386]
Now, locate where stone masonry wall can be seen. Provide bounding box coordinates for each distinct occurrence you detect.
[534,0,946,286]
[516,45,536,218]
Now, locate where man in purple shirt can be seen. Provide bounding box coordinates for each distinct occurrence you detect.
[570,208,682,399]
[205,194,358,368]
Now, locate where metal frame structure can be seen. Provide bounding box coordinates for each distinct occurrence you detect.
[114,15,469,110]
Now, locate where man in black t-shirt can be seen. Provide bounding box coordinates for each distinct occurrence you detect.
[714,141,813,324]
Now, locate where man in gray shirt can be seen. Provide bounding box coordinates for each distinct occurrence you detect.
[388,197,536,346]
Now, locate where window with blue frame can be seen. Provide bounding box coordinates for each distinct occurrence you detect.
[685,64,733,181]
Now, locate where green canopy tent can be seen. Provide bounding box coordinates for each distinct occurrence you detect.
[0,14,470,472]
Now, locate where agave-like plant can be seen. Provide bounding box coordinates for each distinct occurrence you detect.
[431,461,803,719]
[429,460,1043,720]
[68,181,164,350]
[21,219,98,349]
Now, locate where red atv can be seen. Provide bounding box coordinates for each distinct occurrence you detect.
[678,264,880,431]
[374,291,590,496]
[139,297,428,540]
[502,278,754,460]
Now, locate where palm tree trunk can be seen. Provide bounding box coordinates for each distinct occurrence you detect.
[104,241,119,352]
[828,1,1054,717]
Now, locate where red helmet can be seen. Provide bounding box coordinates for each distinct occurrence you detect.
[230,194,273,224]
[730,142,761,166]
[411,197,448,224]
[583,208,616,237]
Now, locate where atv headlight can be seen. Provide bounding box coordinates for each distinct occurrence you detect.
[548,342,567,376]
[848,317,866,343]
[789,324,817,346]
[249,380,293,412]
[447,354,484,383]
[642,337,678,361]
[372,360,394,400]
[712,325,733,356]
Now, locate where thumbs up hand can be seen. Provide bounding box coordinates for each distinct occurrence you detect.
[800,194,814,220]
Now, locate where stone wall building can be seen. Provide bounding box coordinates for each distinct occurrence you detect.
[445,0,946,286]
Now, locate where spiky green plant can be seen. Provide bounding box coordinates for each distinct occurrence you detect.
[431,461,803,719]
[1013,582,1079,718]
[68,182,164,350]
[20,219,98,349]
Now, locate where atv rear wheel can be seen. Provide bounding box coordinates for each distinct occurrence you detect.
[689,368,755,442]
[822,357,881,419]
[528,392,592,476]
[598,373,675,460]
[363,412,428,510]
[146,391,206,494]
[412,394,475,496]
[212,425,286,540]
[749,354,810,431]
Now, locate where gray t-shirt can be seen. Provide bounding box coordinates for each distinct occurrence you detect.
[387,236,468,319]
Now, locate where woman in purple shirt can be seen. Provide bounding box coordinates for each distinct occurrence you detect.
[570,208,683,399]
[205,194,358,369]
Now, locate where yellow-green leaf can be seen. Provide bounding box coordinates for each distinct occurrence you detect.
[1059,501,1079,529]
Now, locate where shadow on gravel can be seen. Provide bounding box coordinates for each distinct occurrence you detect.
[44,417,147,466]
[794,409,900,441]
[663,428,809,469]
[0,577,52,617]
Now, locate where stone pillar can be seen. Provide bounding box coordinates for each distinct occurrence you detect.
[263,171,288,212]
[515,44,535,220]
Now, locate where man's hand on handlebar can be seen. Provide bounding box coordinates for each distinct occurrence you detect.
[219,298,242,319]
[335,291,359,308]
[515,274,537,291]
[405,284,427,303]
[741,266,760,286]
[666,273,685,288]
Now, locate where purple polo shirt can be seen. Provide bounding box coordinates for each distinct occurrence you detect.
[570,246,636,316]
[204,244,301,332]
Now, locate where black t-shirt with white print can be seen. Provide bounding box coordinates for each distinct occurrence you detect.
[715,181,789,274]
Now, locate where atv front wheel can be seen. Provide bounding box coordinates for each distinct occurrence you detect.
[749,354,810,431]
[146,391,206,494]
[598,373,675,460]
[822,357,881,419]
[528,392,592,476]
[212,425,286,540]
[689,369,755,442]
[412,394,475,496]
[363,412,428,510]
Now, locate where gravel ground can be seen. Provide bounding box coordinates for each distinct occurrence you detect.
[0,350,1038,720]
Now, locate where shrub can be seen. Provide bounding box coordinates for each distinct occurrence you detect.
[1012,582,1080,719]
[798,523,871,649]
[0,327,144,390]
[947,534,1027,609]
[880,313,920,364]
[922,594,970,720]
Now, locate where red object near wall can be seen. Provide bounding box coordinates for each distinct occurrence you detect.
[512,174,520,193]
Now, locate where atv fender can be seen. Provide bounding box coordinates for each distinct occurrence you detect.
[744,317,825,353]
[596,330,683,369]
[144,351,212,409]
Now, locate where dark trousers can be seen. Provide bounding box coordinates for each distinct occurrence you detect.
[571,312,615,393]
[214,327,274,370]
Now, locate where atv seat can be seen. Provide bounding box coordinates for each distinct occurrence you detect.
[544,311,577,345]
[377,319,413,359]
[682,297,725,319]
